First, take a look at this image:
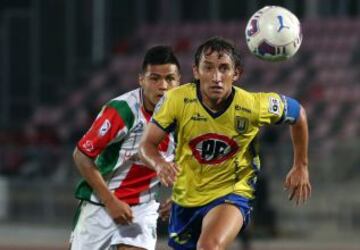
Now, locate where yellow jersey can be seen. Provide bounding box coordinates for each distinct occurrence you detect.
[152,83,286,207]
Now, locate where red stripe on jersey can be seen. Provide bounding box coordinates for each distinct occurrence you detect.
[77,106,126,158]
[141,106,152,122]
[158,135,170,152]
[114,164,156,205]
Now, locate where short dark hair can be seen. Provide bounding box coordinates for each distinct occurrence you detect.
[194,36,243,70]
[142,45,180,72]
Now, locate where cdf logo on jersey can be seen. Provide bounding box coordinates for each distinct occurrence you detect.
[269,97,281,116]
[189,133,239,164]
[99,119,111,136]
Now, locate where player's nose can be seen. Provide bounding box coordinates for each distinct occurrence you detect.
[212,69,222,82]
[158,78,168,90]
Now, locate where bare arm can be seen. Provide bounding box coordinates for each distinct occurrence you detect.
[284,105,312,205]
[139,123,179,187]
[73,148,133,224]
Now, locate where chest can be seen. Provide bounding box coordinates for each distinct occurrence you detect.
[181,103,255,138]
[120,117,147,150]
[178,103,258,164]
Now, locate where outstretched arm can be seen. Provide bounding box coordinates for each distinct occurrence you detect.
[284,105,311,205]
[139,123,179,187]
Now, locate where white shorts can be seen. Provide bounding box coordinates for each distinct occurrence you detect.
[70,200,160,250]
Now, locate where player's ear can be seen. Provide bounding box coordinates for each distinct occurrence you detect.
[192,65,199,80]
[176,73,181,85]
[139,73,144,87]
[175,68,181,82]
[233,67,243,81]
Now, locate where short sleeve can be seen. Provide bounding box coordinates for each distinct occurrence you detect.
[77,105,129,158]
[256,93,301,126]
[256,92,285,126]
[151,91,178,132]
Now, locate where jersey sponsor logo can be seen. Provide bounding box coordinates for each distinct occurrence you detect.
[235,116,249,133]
[99,119,111,136]
[235,105,252,114]
[184,97,197,104]
[189,133,239,164]
[268,97,281,115]
[190,113,207,121]
[82,140,94,152]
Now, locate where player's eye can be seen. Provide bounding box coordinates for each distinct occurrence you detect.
[166,76,175,82]
[149,76,160,81]
[219,65,230,72]
[203,65,212,71]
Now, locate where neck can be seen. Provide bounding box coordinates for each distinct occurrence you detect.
[141,89,154,113]
[143,98,154,113]
[202,91,232,112]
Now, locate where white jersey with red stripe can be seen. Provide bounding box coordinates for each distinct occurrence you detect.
[75,88,174,205]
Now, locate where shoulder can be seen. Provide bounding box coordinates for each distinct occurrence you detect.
[107,88,140,106]
[153,83,196,118]
[234,86,255,97]
[167,83,196,96]
[104,89,141,128]
[233,86,259,105]
[163,83,197,105]
[106,89,141,114]
[234,87,281,104]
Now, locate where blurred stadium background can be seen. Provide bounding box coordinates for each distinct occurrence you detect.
[0,0,359,249]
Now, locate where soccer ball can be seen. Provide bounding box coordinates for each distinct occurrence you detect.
[245,6,302,61]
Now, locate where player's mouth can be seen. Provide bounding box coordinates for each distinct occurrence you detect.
[209,86,224,93]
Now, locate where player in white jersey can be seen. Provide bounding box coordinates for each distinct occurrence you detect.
[70,46,181,250]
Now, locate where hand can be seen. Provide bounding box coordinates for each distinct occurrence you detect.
[284,164,311,205]
[104,196,134,225]
[155,162,179,187]
[159,198,172,221]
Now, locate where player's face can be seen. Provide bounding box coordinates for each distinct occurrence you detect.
[193,50,239,105]
[140,64,180,111]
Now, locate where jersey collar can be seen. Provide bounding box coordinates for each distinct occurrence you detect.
[196,83,235,119]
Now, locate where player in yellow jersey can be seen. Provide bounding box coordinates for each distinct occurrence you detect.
[139,37,311,250]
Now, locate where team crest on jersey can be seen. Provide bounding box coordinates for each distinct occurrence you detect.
[189,133,239,164]
[82,140,94,152]
[99,119,111,136]
[235,116,249,133]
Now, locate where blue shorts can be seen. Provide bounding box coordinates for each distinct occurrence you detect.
[168,193,252,250]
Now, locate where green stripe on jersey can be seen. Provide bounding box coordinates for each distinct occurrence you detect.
[95,141,123,174]
[107,100,135,129]
[75,141,122,201]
